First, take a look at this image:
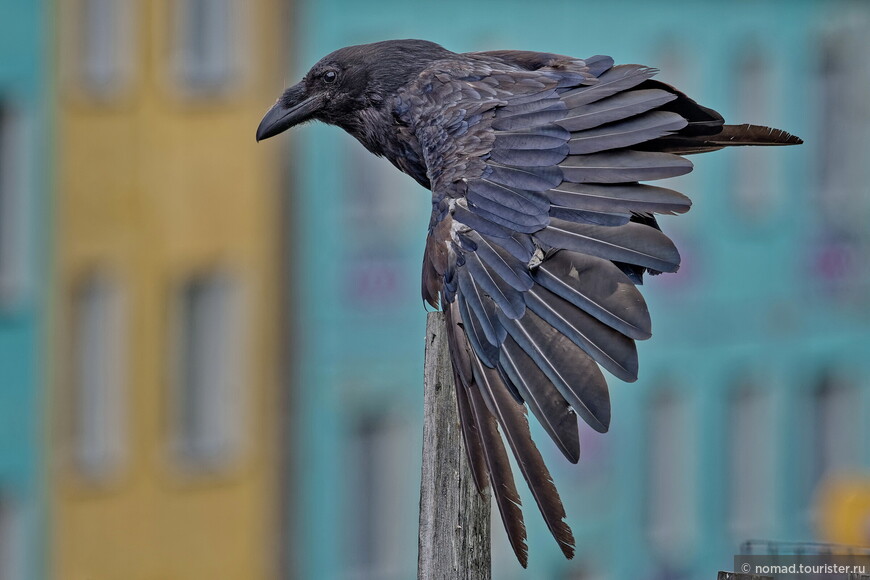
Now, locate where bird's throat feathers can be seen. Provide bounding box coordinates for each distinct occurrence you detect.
[350,105,432,188]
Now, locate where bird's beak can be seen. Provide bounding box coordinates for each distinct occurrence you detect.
[256,82,321,142]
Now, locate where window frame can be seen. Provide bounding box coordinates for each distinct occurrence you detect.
[0,102,31,311]
[61,0,136,101]
[167,0,249,99]
[68,270,129,481]
[167,270,248,473]
[645,385,699,563]
[0,494,25,580]
[727,381,777,538]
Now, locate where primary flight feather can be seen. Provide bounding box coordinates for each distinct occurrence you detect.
[256,39,801,567]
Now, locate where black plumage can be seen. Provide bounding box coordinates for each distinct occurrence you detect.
[256,39,802,567]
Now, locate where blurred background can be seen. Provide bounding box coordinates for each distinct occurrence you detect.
[0,0,868,578]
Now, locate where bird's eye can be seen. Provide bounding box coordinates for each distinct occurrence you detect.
[323,70,338,84]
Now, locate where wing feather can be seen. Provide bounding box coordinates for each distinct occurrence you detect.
[568,110,688,155]
[533,251,652,340]
[560,64,658,107]
[470,356,575,559]
[492,126,572,149]
[557,89,677,132]
[491,107,568,131]
[526,285,639,381]
[481,231,535,263]
[468,179,550,215]
[444,303,489,491]
[469,231,534,291]
[489,143,570,167]
[457,292,500,367]
[465,378,529,566]
[457,268,506,348]
[559,150,693,183]
[485,162,563,191]
[452,204,519,239]
[548,205,631,226]
[463,250,526,319]
[536,219,681,273]
[497,307,611,433]
[499,335,580,463]
[546,182,691,215]
[466,190,550,230]
[405,48,799,566]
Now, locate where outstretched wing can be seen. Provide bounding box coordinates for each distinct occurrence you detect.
[399,51,793,566]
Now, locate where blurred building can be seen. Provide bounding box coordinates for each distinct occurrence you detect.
[285,1,870,579]
[0,0,48,578]
[0,0,865,579]
[52,1,287,579]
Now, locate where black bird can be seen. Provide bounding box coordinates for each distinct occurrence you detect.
[257,39,801,566]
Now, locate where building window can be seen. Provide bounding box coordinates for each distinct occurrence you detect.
[71,273,127,478]
[646,388,698,562]
[170,273,245,469]
[733,47,777,219]
[0,103,27,309]
[728,383,776,538]
[811,376,861,485]
[171,0,239,95]
[345,411,413,580]
[341,135,422,310]
[78,0,133,96]
[796,373,863,532]
[816,28,870,241]
[0,495,25,580]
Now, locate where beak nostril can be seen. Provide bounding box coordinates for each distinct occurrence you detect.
[256,88,320,142]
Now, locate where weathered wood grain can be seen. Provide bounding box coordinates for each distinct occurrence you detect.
[418,311,491,580]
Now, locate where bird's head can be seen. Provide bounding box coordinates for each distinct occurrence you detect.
[256,39,452,142]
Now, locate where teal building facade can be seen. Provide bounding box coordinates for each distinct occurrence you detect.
[285,1,870,579]
[0,0,48,578]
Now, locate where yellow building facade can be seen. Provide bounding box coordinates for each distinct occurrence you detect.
[53,1,287,578]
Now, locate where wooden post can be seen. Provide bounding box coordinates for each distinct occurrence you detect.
[418,311,491,580]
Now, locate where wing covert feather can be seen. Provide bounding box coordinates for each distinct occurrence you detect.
[401,48,750,564]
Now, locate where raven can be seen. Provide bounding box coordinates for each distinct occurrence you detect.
[257,39,801,566]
